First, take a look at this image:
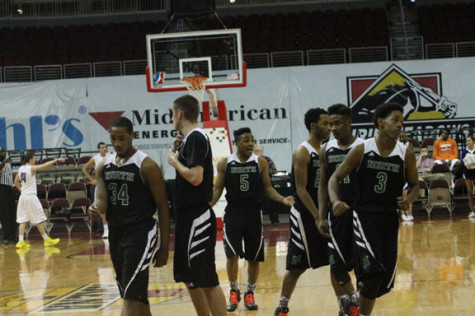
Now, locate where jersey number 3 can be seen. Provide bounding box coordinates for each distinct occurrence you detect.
[108,183,130,206]
[374,172,387,194]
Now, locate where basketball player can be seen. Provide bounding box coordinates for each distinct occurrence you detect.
[14,152,63,249]
[167,95,227,316]
[274,108,330,316]
[82,141,111,238]
[210,127,294,312]
[318,104,363,316]
[328,102,419,316]
[89,117,170,316]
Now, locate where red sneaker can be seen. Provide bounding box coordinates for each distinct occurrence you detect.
[244,291,258,310]
[226,289,241,312]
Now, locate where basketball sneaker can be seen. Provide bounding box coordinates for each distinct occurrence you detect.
[227,289,241,312]
[44,237,60,247]
[340,293,359,316]
[16,240,30,249]
[102,228,109,239]
[468,211,475,219]
[274,306,289,316]
[244,291,258,310]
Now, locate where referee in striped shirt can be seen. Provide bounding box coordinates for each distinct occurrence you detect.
[0,147,17,245]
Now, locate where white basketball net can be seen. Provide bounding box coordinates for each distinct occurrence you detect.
[183,77,207,103]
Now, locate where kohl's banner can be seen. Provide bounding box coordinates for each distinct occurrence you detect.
[0,57,474,179]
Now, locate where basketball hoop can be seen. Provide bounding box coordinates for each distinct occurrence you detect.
[182,76,208,103]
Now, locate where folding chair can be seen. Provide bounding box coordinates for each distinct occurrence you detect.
[48,198,71,234]
[37,184,47,200]
[68,197,92,236]
[47,183,67,202]
[431,164,453,191]
[426,179,453,216]
[66,182,87,204]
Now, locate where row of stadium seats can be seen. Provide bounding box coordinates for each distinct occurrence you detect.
[0,7,389,66]
[418,3,475,43]
[417,178,473,217]
[23,197,92,238]
[12,182,88,204]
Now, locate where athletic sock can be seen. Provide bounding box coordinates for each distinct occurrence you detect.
[104,224,109,230]
[247,283,256,293]
[19,235,24,242]
[230,281,239,291]
[337,294,345,310]
[42,234,48,240]
[279,295,289,308]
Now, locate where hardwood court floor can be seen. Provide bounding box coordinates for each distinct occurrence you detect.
[1,214,475,315]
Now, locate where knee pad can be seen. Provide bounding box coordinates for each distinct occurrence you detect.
[331,264,351,286]
[359,273,384,299]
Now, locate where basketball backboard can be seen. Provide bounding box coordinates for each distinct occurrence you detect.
[146,28,246,92]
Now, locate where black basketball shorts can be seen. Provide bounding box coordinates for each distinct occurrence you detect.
[328,209,358,275]
[109,221,158,304]
[353,210,399,298]
[286,205,329,270]
[223,207,264,262]
[173,206,219,288]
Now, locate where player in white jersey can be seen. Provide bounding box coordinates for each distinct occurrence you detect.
[82,142,111,238]
[14,151,64,249]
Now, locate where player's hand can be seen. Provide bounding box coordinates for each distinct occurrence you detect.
[397,195,410,210]
[282,196,295,207]
[88,204,102,221]
[57,158,66,164]
[91,179,97,186]
[4,158,11,163]
[173,134,184,150]
[316,218,330,239]
[332,201,350,217]
[167,149,179,167]
[153,247,169,268]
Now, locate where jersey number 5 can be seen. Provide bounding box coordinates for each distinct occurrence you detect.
[240,174,249,191]
[108,183,130,206]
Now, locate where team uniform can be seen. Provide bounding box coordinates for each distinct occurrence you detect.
[223,153,264,262]
[102,150,158,304]
[93,152,111,198]
[353,138,407,299]
[16,165,47,225]
[173,128,219,288]
[324,138,363,281]
[462,148,475,180]
[286,141,329,270]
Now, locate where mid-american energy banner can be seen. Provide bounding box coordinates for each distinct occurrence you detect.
[0,57,474,179]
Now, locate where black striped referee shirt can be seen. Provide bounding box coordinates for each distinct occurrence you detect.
[0,160,13,186]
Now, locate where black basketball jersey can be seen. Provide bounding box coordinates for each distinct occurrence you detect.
[174,128,213,210]
[224,153,262,206]
[102,150,155,227]
[354,138,407,213]
[292,141,320,211]
[324,138,364,207]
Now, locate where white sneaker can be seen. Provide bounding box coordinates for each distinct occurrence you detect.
[102,229,109,239]
[468,212,475,219]
[401,214,407,221]
[406,215,414,221]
